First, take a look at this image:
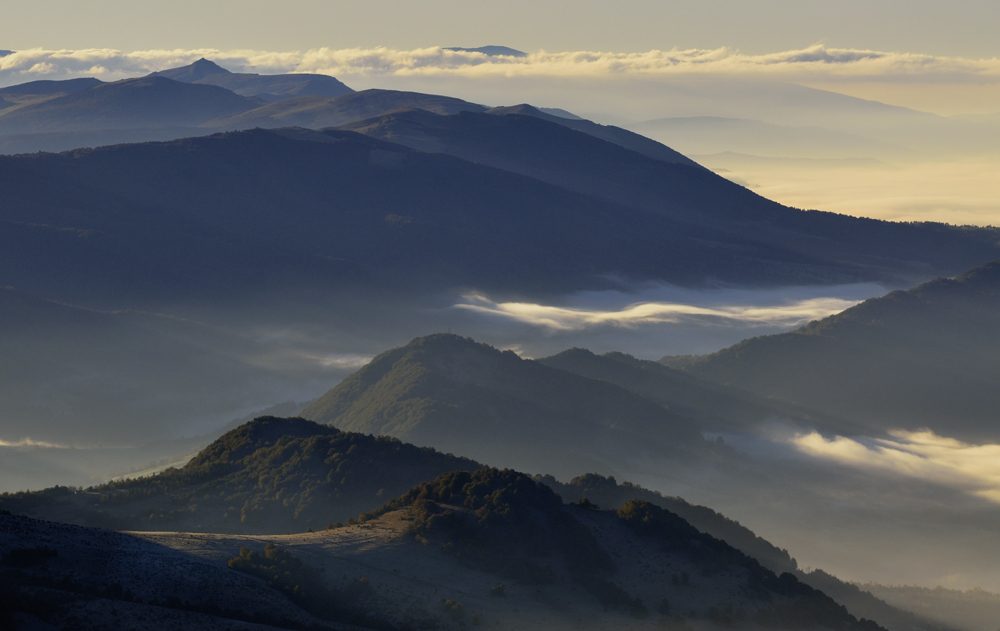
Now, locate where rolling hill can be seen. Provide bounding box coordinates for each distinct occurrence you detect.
[302,334,710,477]
[537,347,854,435]
[1,414,951,631]
[669,260,1000,440]
[1,477,887,631]
[0,77,103,97]
[0,416,483,533]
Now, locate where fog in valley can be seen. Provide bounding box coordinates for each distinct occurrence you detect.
[3,24,1000,630]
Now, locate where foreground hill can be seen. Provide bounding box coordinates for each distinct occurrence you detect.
[1,469,887,631]
[151,57,354,101]
[0,416,482,533]
[1,416,946,630]
[671,260,1000,439]
[302,334,711,477]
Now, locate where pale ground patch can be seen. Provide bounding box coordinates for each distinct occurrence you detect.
[136,507,770,631]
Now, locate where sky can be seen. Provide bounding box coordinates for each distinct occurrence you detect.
[3,0,1000,58]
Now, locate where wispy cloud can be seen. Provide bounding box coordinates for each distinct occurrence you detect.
[0,438,71,449]
[2,45,1000,86]
[791,430,1000,503]
[454,293,859,331]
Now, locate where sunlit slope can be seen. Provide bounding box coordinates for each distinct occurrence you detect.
[1,415,946,630]
[0,415,798,574]
[1,470,889,631]
[341,107,1000,282]
[302,334,710,476]
[672,260,1000,440]
[346,468,885,630]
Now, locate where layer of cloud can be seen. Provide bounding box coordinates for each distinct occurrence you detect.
[0,438,71,448]
[3,45,1000,87]
[454,293,860,331]
[792,430,1000,503]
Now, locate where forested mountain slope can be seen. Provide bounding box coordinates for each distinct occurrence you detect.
[672,260,1000,439]
[302,334,710,477]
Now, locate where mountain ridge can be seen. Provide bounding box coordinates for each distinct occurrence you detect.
[670,260,1000,439]
[151,57,354,101]
[302,334,710,478]
[0,75,261,133]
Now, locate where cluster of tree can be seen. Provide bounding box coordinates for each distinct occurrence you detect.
[0,416,482,533]
[363,468,643,614]
[539,472,798,574]
[617,500,884,630]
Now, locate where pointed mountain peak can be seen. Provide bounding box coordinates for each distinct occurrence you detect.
[152,57,231,82]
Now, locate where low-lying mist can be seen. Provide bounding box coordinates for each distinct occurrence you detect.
[624,421,1000,593]
[0,282,888,490]
[450,282,877,358]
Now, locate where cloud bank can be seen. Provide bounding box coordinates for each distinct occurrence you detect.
[2,45,1000,86]
[792,430,1000,503]
[454,293,860,331]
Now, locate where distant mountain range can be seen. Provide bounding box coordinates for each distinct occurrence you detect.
[666,259,1000,440]
[444,45,527,57]
[151,57,353,101]
[0,77,103,96]
[341,106,999,284]
[1,117,998,315]
[0,59,997,299]
[0,75,261,133]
